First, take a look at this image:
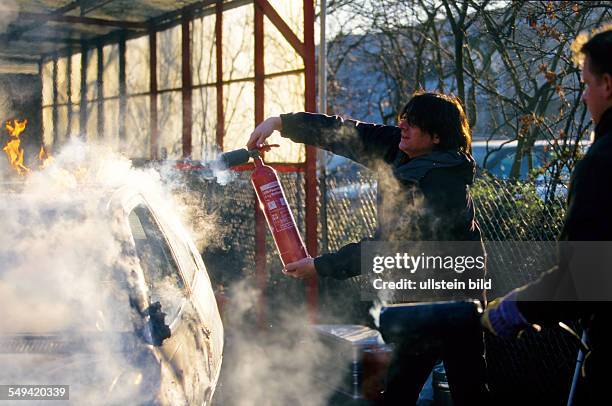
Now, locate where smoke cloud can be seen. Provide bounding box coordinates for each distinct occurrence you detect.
[216,280,342,406]
[0,140,218,404]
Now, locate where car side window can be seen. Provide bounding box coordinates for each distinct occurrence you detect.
[162,225,198,286]
[128,204,185,322]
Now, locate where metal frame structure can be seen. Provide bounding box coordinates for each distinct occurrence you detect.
[2,0,319,323]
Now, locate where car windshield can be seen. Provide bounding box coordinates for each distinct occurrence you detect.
[473,144,548,179]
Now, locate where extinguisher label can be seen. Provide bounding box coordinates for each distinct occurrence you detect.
[260,181,279,192]
[260,181,295,233]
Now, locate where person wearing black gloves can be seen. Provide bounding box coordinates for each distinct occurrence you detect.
[482,26,612,404]
[247,92,488,405]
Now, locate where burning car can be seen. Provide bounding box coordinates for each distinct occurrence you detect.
[0,177,223,405]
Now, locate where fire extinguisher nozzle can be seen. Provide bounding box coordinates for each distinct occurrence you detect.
[218,148,259,168]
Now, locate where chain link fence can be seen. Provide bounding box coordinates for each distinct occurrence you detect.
[317,163,579,404]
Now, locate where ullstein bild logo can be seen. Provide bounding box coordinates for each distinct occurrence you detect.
[371,278,492,291]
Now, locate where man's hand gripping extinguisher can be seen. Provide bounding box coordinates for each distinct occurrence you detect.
[219,145,309,266]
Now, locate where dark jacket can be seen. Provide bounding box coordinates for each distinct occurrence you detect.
[516,107,612,310]
[515,107,612,402]
[280,112,483,280]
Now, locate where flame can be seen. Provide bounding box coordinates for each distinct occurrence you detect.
[2,119,54,175]
[3,119,30,175]
[39,143,54,169]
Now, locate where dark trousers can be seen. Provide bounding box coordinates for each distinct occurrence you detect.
[379,329,489,406]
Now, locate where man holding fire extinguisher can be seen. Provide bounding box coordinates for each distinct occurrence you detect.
[247,92,489,405]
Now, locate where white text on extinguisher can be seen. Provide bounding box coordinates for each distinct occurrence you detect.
[260,181,294,232]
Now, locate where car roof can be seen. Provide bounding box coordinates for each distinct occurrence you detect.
[472,139,592,148]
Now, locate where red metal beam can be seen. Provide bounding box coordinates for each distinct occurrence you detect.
[303,0,318,322]
[66,48,73,139]
[3,1,95,44]
[215,0,224,149]
[255,0,305,59]
[149,30,158,160]
[254,2,267,329]
[52,57,59,151]
[19,35,83,45]
[79,44,88,135]
[118,32,127,142]
[18,12,148,30]
[255,7,265,126]
[96,43,104,139]
[181,12,192,158]
[231,163,306,173]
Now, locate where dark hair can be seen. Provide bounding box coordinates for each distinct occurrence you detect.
[398,92,472,154]
[581,27,612,77]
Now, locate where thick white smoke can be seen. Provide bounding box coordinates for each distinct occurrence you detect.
[217,280,343,406]
[0,140,208,404]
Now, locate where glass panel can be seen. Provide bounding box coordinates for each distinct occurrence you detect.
[70,53,81,104]
[69,106,80,138]
[158,91,182,159]
[162,222,197,287]
[104,99,120,151]
[126,95,150,159]
[264,5,304,74]
[222,81,254,152]
[56,105,68,146]
[192,15,216,86]
[128,205,185,322]
[268,0,304,42]
[126,36,149,95]
[192,87,217,161]
[86,49,98,102]
[56,57,68,105]
[103,44,119,98]
[85,102,98,143]
[42,61,54,107]
[158,25,181,90]
[222,5,254,81]
[42,106,53,149]
[264,74,306,163]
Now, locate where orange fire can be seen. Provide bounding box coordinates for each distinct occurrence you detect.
[2,119,53,175]
[3,119,30,175]
[39,143,53,169]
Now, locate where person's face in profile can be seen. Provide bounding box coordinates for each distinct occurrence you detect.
[398,116,440,158]
[581,55,612,125]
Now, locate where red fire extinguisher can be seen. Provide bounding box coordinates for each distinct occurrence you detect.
[219,145,309,266]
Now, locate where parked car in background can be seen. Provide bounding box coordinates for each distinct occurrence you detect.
[472,139,592,199]
[472,139,592,180]
[323,138,591,202]
[0,184,223,405]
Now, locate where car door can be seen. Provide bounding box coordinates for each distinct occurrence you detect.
[144,198,223,405]
[153,208,224,403]
[126,201,208,405]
